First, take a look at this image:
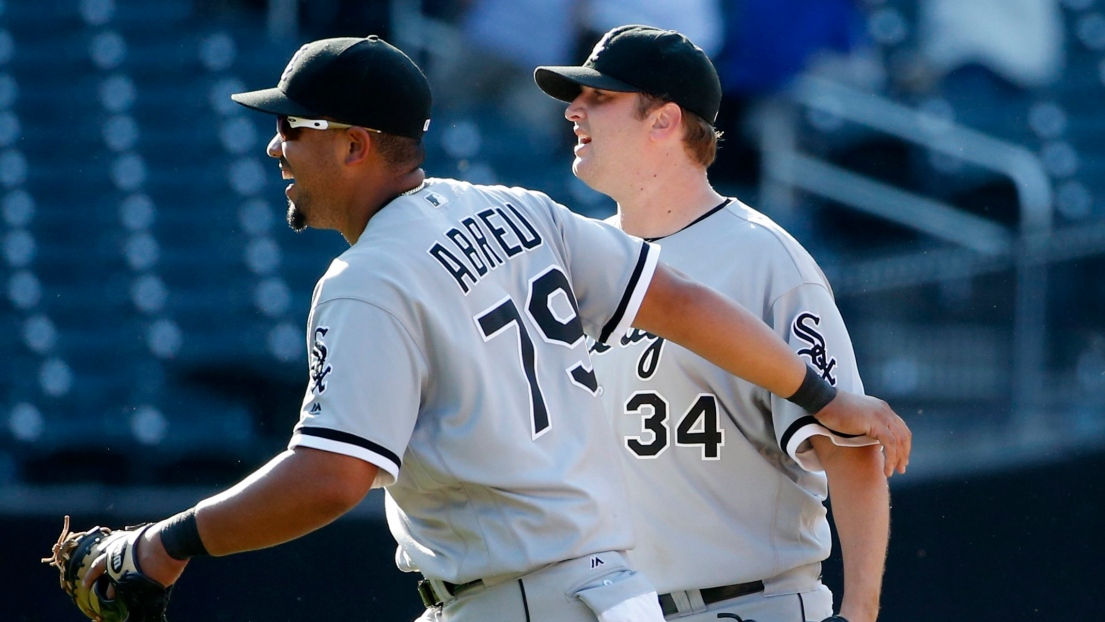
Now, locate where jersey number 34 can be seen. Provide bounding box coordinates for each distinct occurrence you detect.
[625,392,724,460]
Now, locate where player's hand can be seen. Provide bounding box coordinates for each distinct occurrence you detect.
[814,391,910,477]
[81,523,189,596]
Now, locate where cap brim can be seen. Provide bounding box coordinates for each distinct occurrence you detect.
[534,66,641,103]
[230,87,321,118]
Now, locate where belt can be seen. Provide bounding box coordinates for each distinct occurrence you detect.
[417,577,484,608]
[658,580,765,616]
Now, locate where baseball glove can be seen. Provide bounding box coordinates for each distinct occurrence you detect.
[42,515,173,622]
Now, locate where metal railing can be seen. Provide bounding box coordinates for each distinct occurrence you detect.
[760,75,1054,413]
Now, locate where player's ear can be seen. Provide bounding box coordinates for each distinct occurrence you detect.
[343,126,374,165]
[649,102,683,141]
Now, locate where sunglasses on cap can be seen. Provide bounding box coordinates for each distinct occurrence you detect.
[276,115,383,138]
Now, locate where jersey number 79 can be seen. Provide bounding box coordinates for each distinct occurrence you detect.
[475,266,599,440]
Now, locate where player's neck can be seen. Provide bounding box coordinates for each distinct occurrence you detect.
[343,167,426,244]
[614,168,725,239]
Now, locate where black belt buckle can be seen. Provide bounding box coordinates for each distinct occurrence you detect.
[658,580,765,616]
[658,593,676,617]
[701,580,765,604]
[418,577,483,608]
[417,579,441,608]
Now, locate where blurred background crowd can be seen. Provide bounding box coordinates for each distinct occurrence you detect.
[2,0,1103,619]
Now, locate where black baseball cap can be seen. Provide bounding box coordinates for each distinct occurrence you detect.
[232,36,431,139]
[534,25,722,124]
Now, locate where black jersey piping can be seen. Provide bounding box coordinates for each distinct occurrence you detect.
[643,198,733,242]
[519,579,532,622]
[780,415,864,452]
[600,244,652,343]
[296,427,402,470]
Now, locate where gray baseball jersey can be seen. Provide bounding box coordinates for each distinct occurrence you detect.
[590,199,875,594]
[286,178,660,585]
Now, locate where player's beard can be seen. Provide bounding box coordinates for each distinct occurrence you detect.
[286,200,306,232]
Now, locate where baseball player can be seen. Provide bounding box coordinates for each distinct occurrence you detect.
[535,26,894,622]
[68,36,909,622]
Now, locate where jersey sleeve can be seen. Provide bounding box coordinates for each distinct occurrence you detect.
[288,296,427,488]
[546,201,659,344]
[769,283,877,472]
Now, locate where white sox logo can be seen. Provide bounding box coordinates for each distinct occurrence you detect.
[588,30,616,63]
[310,326,333,394]
[280,45,309,86]
[793,312,837,385]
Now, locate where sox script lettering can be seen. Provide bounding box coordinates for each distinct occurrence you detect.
[590,329,667,380]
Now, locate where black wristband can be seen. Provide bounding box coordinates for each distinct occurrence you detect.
[159,507,209,560]
[786,365,837,413]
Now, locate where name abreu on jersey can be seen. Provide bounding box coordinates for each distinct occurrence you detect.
[426,202,545,294]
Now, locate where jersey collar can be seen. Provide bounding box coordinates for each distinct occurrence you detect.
[644,198,733,242]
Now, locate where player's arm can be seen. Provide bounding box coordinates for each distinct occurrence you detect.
[84,447,378,589]
[633,263,910,475]
[189,446,377,554]
[809,437,888,622]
